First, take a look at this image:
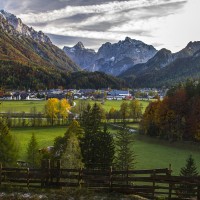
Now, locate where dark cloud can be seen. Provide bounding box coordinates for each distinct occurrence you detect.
[3,0,130,14]
[81,19,128,32]
[28,13,98,27]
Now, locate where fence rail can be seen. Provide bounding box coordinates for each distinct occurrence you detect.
[0,161,200,200]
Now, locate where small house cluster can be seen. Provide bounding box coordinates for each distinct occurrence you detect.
[0,88,167,101]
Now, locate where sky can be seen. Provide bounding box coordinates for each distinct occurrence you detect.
[1,0,200,52]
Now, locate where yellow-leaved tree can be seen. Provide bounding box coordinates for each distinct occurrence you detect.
[45,98,59,126]
[59,99,71,124]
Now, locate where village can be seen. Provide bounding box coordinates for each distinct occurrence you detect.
[0,88,167,101]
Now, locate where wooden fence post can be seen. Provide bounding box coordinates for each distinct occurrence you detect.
[27,168,30,188]
[56,160,61,184]
[109,166,113,192]
[0,163,2,186]
[41,160,45,188]
[46,159,51,186]
[126,165,129,188]
[152,170,156,200]
[197,184,200,200]
[168,164,172,200]
[78,168,82,187]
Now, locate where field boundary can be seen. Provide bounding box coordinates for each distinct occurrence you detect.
[1,161,200,199]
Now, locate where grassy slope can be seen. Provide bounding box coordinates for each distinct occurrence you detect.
[11,125,200,175]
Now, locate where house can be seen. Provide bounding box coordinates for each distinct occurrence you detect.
[107,90,132,100]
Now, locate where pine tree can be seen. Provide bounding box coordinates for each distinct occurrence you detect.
[94,124,115,169]
[177,155,198,198]
[26,133,40,168]
[115,123,136,170]
[0,117,18,167]
[80,104,114,169]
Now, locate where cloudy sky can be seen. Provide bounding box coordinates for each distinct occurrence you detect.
[1,0,199,52]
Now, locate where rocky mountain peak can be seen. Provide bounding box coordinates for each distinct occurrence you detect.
[0,10,52,44]
[64,37,157,76]
[74,41,85,49]
[174,41,200,59]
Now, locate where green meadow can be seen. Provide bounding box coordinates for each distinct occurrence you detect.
[0,100,45,113]
[11,125,200,175]
[0,99,150,113]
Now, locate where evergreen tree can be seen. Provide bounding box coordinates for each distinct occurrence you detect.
[115,123,136,170]
[80,104,114,169]
[94,124,115,169]
[0,117,18,167]
[177,155,198,198]
[53,120,84,169]
[26,133,40,168]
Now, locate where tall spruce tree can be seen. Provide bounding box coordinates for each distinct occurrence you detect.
[177,155,198,198]
[115,123,136,170]
[94,124,115,169]
[80,103,115,169]
[26,133,40,168]
[0,117,18,167]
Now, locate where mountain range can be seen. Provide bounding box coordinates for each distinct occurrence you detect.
[119,41,200,87]
[64,37,200,88]
[1,10,200,89]
[0,10,125,90]
[63,37,157,76]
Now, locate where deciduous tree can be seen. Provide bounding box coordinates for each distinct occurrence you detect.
[45,98,59,126]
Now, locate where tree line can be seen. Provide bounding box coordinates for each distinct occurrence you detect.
[140,80,200,141]
[2,98,143,128]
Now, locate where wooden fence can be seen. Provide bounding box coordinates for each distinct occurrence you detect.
[0,161,200,200]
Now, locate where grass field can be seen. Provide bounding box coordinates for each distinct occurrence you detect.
[11,125,200,175]
[0,99,150,113]
[11,126,66,160]
[0,100,45,113]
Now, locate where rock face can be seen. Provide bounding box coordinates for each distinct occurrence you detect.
[63,42,96,71]
[63,37,157,76]
[0,10,52,44]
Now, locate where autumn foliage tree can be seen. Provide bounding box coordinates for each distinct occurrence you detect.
[45,98,71,126]
[140,80,200,141]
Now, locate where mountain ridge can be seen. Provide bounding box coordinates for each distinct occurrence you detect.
[63,37,157,76]
[119,41,200,87]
